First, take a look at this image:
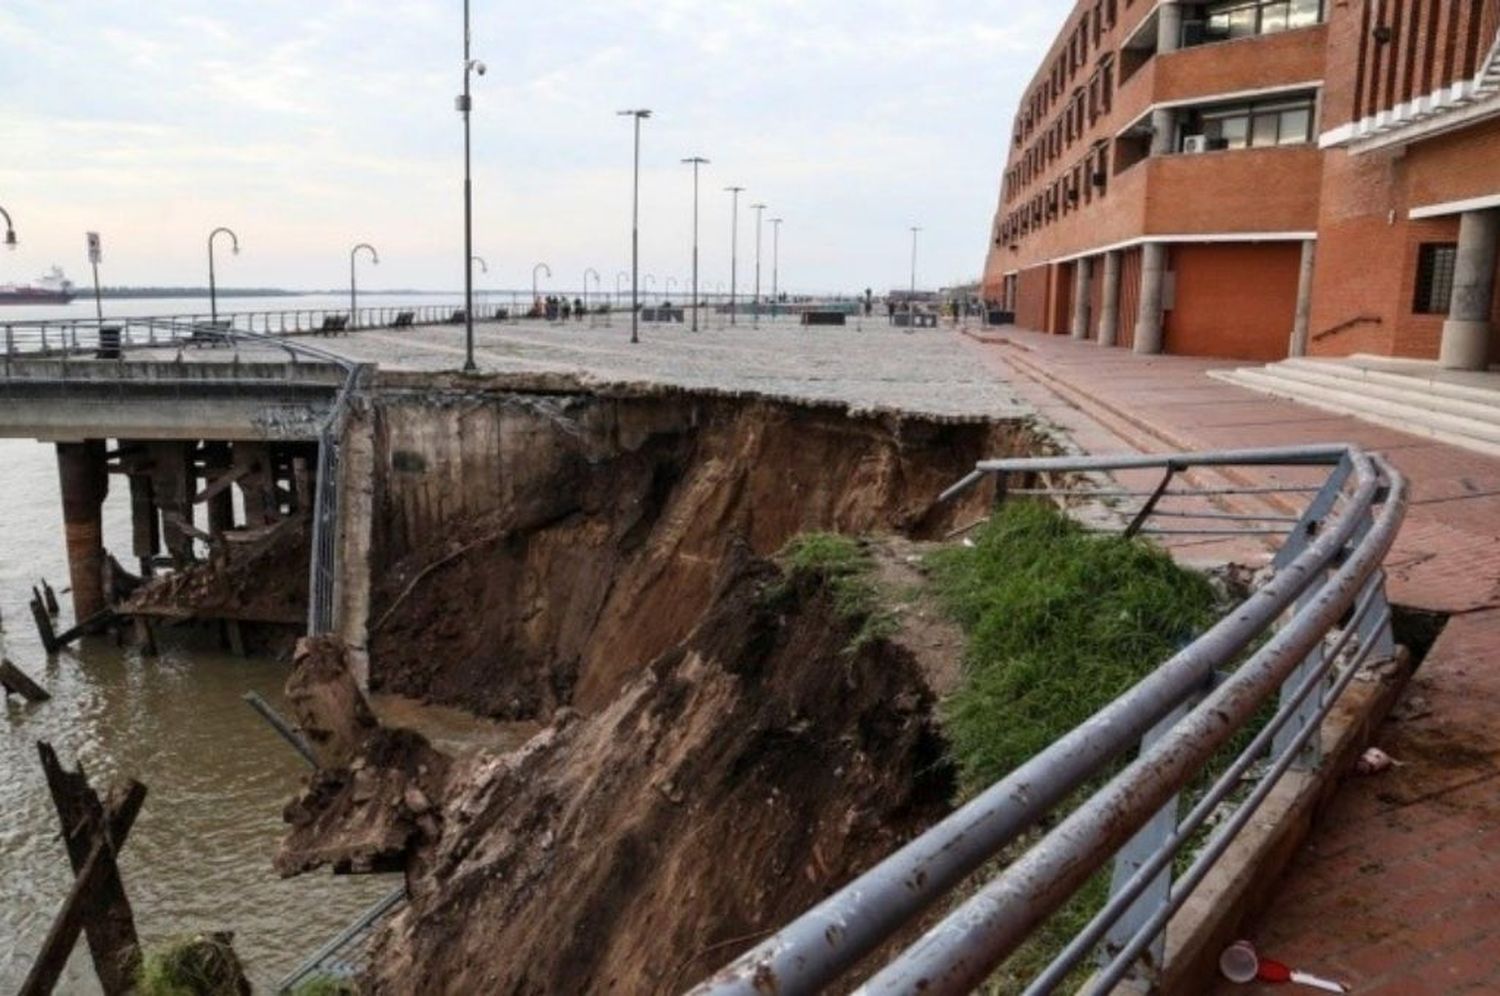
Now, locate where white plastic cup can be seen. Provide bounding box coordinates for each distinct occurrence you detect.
[1219,940,1259,984]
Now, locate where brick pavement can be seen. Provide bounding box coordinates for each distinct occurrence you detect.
[963,326,1500,995]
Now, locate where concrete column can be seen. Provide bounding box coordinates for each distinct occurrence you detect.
[1158,2,1183,53]
[1440,209,1500,371]
[1134,242,1168,355]
[1149,107,1177,156]
[1070,257,1093,340]
[1098,250,1123,347]
[56,440,109,621]
[1289,240,1317,358]
[128,472,159,577]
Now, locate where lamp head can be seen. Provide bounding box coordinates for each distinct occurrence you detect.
[468,59,487,75]
[4,229,15,250]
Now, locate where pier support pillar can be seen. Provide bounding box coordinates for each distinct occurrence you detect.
[1070,257,1093,340]
[1289,239,1317,358]
[203,442,235,537]
[148,442,196,567]
[1440,209,1500,371]
[1134,242,1168,355]
[56,440,109,621]
[1098,250,1123,347]
[128,472,159,577]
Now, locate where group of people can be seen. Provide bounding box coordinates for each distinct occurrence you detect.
[530,295,588,321]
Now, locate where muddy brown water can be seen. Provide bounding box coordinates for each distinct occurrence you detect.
[0,438,530,991]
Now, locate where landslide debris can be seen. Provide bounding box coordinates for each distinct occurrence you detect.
[282,546,956,994]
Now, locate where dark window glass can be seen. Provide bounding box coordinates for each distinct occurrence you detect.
[1414,244,1459,314]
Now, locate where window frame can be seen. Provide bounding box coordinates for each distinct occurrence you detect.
[1413,243,1459,315]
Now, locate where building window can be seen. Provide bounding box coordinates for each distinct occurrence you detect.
[1190,0,1323,45]
[1413,244,1458,314]
[1185,95,1316,150]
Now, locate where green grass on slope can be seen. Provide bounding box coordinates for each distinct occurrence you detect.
[929,500,1220,795]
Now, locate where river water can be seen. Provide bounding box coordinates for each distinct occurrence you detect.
[0,295,525,991]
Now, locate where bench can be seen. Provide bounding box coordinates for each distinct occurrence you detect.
[642,307,686,323]
[986,309,1016,326]
[447,309,467,324]
[801,311,847,327]
[391,311,416,329]
[493,308,510,321]
[317,315,350,335]
[893,312,938,329]
[188,320,234,346]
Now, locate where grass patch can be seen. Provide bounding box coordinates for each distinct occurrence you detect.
[777,533,897,651]
[136,934,251,996]
[929,500,1219,794]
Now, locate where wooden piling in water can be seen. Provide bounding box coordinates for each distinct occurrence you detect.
[21,743,146,996]
[1,658,50,702]
[30,595,59,655]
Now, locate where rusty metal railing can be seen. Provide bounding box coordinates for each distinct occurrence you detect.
[692,444,1405,995]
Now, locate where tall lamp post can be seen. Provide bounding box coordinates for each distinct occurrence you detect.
[750,202,767,325]
[770,217,783,319]
[0,206,16,249]
[458,0,487,373]
[350,243,380,328]
[725,186,744,325]
[207,226,240,326]
[681,157,709,332]
[909,225,922,307]
[618,108,652,345]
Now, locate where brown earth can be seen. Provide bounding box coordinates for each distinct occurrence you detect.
[120,518,310,626]
[281,545,960,994]
[367,392,1038,722]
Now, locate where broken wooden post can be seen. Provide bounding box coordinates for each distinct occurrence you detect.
[30,594,59,655]
[22,743,146,996]
[49,609,117,651]
[41,579,60,617]
[1,658,50,702]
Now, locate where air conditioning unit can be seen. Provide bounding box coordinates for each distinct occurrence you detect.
[1183,135,1210,154]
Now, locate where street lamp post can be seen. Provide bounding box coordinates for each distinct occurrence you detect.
[207,226,240,327]
[725,186,744,325]
[618,108,652,345]
[681,157,709,332]
[472,255,488,318]
[584,267,600,312]
[910,225,922,305]
[533,262,552,309]
[0,206,16,249]
[350,243,380,328]
[770,217,783,319]
[750,202,767,325]
[458,0,487,373]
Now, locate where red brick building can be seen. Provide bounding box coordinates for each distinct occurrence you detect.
[984,0,1500,368]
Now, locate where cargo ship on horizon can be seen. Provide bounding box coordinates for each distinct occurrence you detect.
[0,266,75,305]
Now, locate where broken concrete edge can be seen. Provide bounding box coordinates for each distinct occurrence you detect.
[1098,652,1415,995]
[364,367,1040,429]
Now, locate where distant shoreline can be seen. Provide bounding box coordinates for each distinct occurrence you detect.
[92,288,463,300]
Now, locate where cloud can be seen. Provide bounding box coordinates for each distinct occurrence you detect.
[0,0,1066,291]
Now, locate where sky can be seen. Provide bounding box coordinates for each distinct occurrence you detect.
[0,1,1064,295]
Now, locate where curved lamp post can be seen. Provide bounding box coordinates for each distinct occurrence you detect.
[533,262,552,305]
[910,225,922,305]
[584,267,600,311]
[666,276,678,300]
[458,0,487,372]
[207,226,240,326]
[350,243,380,328]
[471,255,488,318]
[645,274,656,299]
[0,206,16,249]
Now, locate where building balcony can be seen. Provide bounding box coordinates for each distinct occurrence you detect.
[1155,22,1327,106]
[1143,144,1323,234]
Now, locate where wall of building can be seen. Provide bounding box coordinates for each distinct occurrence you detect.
[1165,242,1304,360]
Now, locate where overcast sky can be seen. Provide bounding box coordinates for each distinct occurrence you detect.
[0,1,1064,294]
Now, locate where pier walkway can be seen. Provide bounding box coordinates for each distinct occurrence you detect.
[962,325,1500,995]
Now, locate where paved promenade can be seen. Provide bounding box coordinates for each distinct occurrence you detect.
[963,326,1500,996]
[310,315,1034,421]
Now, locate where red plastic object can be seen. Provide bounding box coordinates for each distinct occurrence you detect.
[1257,959,1293,983]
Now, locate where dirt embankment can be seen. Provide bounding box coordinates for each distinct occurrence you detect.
[367,390,1036,721]
[282,546,958,994]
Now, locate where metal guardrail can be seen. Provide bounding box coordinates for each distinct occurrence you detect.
[693,444,1406,995]
[275,885,407,992]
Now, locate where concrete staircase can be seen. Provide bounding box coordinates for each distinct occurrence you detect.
[1211,356,1500,457]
